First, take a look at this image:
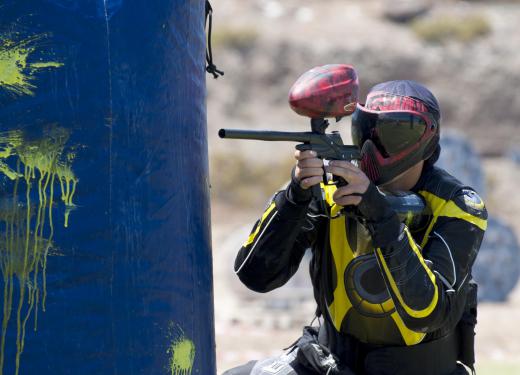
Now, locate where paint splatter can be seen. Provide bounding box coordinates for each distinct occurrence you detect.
[0,127,79,375]
[0,35,64,97]
[167,324,196,375]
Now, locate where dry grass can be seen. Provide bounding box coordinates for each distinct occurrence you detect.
[212,26,259,52]
[412,14,491,43]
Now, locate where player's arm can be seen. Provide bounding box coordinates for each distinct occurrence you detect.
[234,150,324,292]
[372,188,487,332]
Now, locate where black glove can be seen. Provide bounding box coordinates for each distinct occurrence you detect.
[286,166,313,204]
[357,183,402,248]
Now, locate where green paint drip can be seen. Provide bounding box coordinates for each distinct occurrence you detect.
[29,62,63,69]
[0,35,64,97]
[168,339,195,375]
[0,161,21,180]
[167,324,196,375]
[0,127,79,375]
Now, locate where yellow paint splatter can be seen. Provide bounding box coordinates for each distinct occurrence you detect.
[29,62,63,69]
[167,325,196,375]
[0,35,64,97]
[0,127,79,375]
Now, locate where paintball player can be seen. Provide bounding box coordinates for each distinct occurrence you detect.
[223,81,487,375]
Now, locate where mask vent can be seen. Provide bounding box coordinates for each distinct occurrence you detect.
[360,141,381,183]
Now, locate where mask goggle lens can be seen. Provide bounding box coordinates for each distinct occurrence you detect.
[352,105,430,156]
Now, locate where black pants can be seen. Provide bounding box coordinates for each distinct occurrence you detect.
[223,325,469,375]
[223,357,469,375]
[222,333,470,375]
[222,349,318,375]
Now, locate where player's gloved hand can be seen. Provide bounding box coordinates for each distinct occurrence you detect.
[325,160,370,207]
[326,160,401,247]
[287,150,324,204]
[294,150,324,189]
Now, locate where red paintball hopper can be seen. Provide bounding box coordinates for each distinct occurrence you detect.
[288,64,359,119]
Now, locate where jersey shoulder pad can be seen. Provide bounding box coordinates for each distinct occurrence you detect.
[452,188,487,219]
[420,167,466,201]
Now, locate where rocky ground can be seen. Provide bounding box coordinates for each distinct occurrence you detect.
[207,0,520,373]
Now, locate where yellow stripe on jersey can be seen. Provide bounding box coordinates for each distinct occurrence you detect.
[390,311,426,346]
[419,190,487,248]
[322,184,354,330]
[242,202,276,247]
[327,210,354,331]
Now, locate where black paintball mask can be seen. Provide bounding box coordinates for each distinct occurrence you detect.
[351,81,440,185]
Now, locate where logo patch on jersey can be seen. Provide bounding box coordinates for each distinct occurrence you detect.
[462,189,485,211]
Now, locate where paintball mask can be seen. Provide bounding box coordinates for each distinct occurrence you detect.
[351,81,440,185]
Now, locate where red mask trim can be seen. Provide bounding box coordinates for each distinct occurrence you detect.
[366,92,430,113]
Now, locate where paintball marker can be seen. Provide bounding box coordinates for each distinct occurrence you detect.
[219,64,428,225]
[219,63,361,165]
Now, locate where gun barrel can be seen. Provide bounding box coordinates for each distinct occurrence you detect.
[219,129,312,143]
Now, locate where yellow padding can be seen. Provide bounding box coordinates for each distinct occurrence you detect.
[327,213,354,331]
[243,202,276,247]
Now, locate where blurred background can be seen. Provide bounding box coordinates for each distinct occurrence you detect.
[206,0,520,374]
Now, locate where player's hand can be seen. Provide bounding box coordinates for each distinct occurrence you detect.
[326,161,370,206]
[294,150,324,190]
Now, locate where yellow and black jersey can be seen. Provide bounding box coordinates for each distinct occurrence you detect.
[234,165,487,348]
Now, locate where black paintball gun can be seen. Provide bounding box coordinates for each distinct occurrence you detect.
[219,65,428,226]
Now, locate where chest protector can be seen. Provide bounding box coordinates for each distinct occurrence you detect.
[321,184,426,346]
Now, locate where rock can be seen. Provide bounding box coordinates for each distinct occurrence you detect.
[473,217,520,302]
[381,0,432,23]
[437,130,486,197]
[508,147,520,165]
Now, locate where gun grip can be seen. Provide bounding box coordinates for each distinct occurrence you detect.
[312,183,330,216]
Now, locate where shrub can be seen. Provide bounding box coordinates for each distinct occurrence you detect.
[212,27,259,52]
[412,14,491,43]
[210,151,294,208]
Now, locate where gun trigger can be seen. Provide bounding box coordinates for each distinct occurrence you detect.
[332,175,348,187]
[296,144,312,152]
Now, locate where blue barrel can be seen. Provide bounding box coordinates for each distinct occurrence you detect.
[0,0,215,374]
